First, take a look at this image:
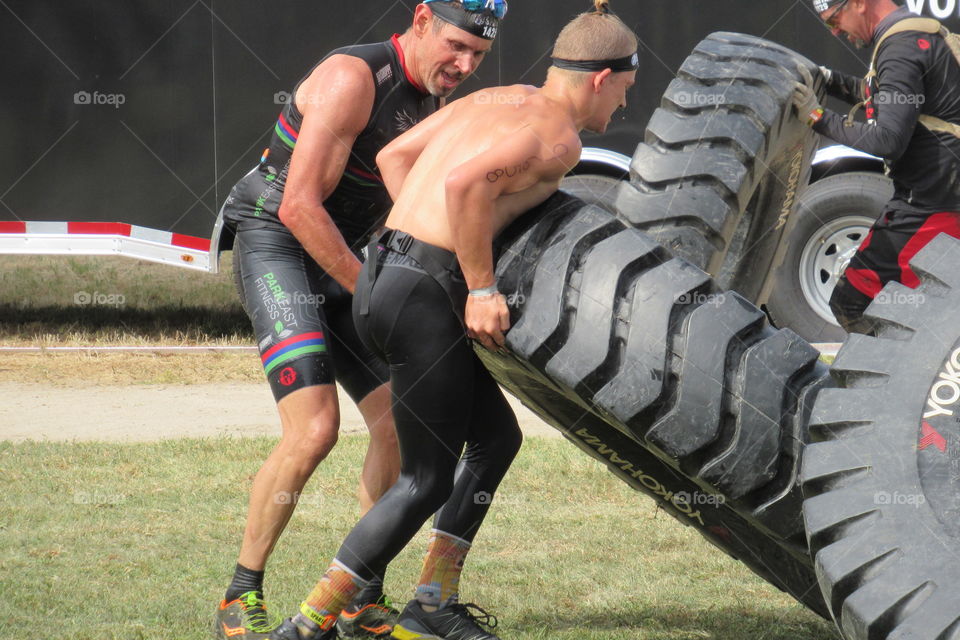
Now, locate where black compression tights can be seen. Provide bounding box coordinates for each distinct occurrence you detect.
[337,259,523,581]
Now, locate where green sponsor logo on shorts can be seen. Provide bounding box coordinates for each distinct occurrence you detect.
[274,320,284,334]
[263,272,289,304]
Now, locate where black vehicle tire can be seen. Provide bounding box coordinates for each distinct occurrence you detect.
[615,32,821,303]
[767,172,891,344]
[801,234,960,639]
[484,191,832,617]
[559,174,622,213]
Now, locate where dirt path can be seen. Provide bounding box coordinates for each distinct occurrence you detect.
[0,382,560,442]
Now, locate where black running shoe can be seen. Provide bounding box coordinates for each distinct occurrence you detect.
[391,600,500,640]
[269,618,338,640]
[337,595,399,638]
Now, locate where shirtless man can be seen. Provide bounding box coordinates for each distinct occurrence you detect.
[264,3,638,639]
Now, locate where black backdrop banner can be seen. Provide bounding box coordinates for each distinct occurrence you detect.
[2,1,957,237]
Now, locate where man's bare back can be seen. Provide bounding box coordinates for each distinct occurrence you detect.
[376,10,636,350]
[383,84,582,251]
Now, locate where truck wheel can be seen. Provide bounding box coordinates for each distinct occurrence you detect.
[767,172,890,343]
[615,32,821,303]
[487,191,832,617]
[801,233,960,639]
[559,174,621,213]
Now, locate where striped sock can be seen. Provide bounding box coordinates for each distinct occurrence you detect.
[295,560,367,631]
[415,530,472,609]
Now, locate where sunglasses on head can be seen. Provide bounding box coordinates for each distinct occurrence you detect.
[424,0,508,20]
[823,0,849,28]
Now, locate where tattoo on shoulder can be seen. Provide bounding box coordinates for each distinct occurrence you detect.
[485,143,572,183]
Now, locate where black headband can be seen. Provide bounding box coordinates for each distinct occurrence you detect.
[551,52,639,73]
[428,2,500,40]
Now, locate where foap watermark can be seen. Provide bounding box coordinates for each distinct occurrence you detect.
[470,291,526,306]
[474,92,526,106]
[74,291,126,308]
[675,291,726,307]
[504,292,526,306]
[273,490,324,506]
[73,491,125,505]
[291,291,326,306]
[874,491,926,508]
[74,90,126,109]
[471,491,532,507]
[873,289,926,308]
[672,491,726,507]
[274,91,325,107]
[874,91,925,106]
[674,91,727,107]
[473,491,494,505]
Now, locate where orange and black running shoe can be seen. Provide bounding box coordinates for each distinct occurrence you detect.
[336,595,399,638]
[215,590,281,638]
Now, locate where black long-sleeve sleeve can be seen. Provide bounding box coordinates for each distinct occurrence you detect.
[824,67,864,104]
[813,36,925,161]
[812,26,960,212]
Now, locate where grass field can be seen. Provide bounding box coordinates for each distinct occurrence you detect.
[0,435,835,640]
[1,254,838,639]
[0,254,249,347]
[0,254,255,383]
[0,351,262,386]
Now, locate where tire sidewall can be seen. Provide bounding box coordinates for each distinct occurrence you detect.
[858,327,957,531]
[869,297,960,541]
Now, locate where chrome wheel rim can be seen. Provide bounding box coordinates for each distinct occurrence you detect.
[799,215,875,326]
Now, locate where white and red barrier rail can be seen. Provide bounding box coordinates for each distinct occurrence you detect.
[0,221,218,272]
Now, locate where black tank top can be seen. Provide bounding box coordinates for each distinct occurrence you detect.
[226,35,440,248]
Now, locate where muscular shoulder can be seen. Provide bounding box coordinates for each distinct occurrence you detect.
[514,118,580,180]
[525,101,581,154]
[546,129,581,175]
[296,54,375,119]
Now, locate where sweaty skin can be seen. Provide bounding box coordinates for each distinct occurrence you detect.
[385,87,578,245]
[378,73,634,349]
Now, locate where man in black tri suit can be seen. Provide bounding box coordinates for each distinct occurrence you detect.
[213,3,500,638]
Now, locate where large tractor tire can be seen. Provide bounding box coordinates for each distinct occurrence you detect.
[559,174,622,214]
[483,191,831,617]
[801,234,960,638]
[614,32,822,304]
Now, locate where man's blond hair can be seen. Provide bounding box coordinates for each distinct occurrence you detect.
[549,1,638,85]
